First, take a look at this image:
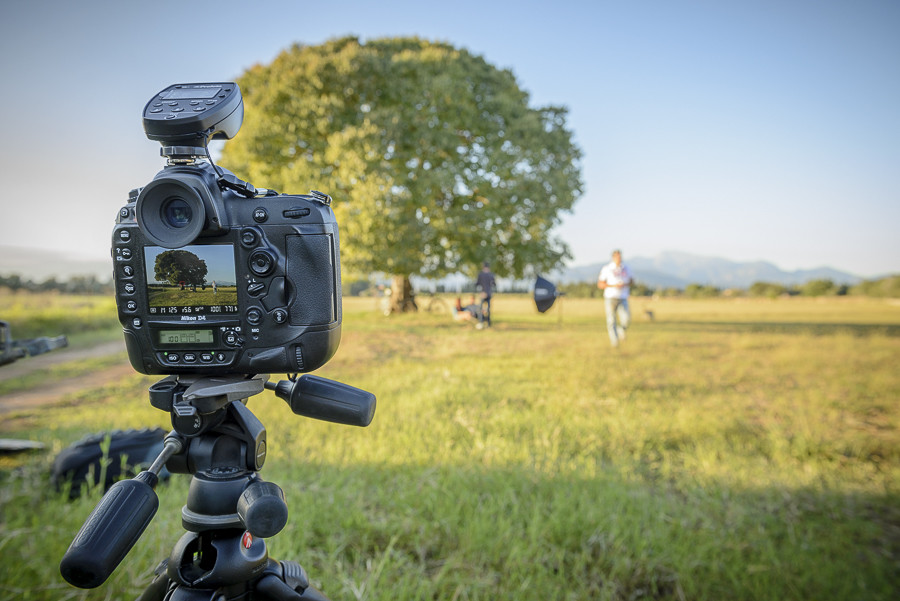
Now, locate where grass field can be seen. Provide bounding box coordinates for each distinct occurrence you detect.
[1,293,898,600]
[0,292,119,339]
[147,285,238,308]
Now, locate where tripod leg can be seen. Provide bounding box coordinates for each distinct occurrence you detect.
[137,559,172,601]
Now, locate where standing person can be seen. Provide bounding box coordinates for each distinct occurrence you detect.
[476,261,497,327]
[597,250,633,347]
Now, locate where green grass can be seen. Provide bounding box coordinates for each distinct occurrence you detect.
[148,285,238,308]
[0,292,120,339]
[1,295,898,600]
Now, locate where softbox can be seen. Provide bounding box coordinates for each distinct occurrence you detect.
[534,276,563,313]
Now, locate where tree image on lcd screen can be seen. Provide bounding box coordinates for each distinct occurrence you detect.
[154,250,208,287]
[222,37,583,312]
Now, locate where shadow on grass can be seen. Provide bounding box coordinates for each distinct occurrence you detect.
[268,461,900,601]
[2,446,898,600]
[656,320,900,337]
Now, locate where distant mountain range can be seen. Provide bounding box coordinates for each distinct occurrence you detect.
[555,251,864,289]
[0,245,872,290]
[0,245,112,281]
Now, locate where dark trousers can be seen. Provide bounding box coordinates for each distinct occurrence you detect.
[480,295,492,326]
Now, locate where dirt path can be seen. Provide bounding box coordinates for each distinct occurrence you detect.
[0,363,137,415]
[0,339,134,415]
[0,339,126,382]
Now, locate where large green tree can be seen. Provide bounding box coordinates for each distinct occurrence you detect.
[222,36,583,311]
[154,250,208,287]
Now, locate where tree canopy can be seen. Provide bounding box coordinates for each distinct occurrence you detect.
[154,250,208,286]
[221,36,583,281]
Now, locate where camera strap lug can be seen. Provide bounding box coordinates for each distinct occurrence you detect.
[218,173,258,198]
[309,190,332,206]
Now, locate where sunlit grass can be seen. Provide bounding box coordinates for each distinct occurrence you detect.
[1,295,898,600]
[0,292,119,338]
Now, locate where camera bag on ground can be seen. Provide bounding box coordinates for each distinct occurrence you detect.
[52,428,169,499]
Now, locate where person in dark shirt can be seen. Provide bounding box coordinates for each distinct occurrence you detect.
[476,261,496,327]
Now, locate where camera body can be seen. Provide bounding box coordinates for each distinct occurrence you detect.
[112,83,342,376]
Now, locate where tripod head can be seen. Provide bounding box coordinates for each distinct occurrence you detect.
[60,372,375,593]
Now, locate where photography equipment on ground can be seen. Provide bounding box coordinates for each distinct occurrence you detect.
[534,276,566,324]
[52,428,170,499]
[0,320,68,367]
[61,83,376,600]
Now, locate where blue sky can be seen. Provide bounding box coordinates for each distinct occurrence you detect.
[1,0,897,277]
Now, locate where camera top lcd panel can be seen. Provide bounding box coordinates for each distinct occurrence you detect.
[112,83,342,376]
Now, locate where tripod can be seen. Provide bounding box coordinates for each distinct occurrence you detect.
[60,373,375,600]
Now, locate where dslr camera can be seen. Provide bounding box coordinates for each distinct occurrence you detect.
[113,83,342,376]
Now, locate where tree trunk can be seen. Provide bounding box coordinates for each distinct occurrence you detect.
[389,275,418,313]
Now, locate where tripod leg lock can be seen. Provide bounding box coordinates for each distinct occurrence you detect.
[237,480,288,538]
[257,559,331,601]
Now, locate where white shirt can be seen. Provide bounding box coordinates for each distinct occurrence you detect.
[598,261,632,299]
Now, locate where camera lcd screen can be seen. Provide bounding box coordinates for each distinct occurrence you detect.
[162,87,221,100]
[158,329,215,346]
[144,245,239,315]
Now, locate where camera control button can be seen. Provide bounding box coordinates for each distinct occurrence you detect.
[240,228,259,247]
[246,308,262,325]
[249,250,275,277]
[183,353,197,363]
[283,207,310,219]
[118,229,131,242]
[247,282,265,296]
[166,353,180,363]
[122,265,134,277]
[224,331,239,346]
[200,352,213,363]
[121,248,132,260]
[125,300,137,312]
[215,352,228,363]
[253,208,268,223]
[261,277,286,311]
[273,309,287,324]
[131,317,142,328]
[123,282,136,295]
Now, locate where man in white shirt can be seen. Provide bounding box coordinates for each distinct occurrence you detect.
[597,249,633,347]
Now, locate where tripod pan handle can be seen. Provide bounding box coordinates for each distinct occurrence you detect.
[269,375,376,427]
[60,472,159,588]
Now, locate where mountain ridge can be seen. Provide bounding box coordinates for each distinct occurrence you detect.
[556,251,865,289]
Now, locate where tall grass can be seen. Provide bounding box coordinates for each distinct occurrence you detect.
[0,291,119,338]
[1,295,897,600]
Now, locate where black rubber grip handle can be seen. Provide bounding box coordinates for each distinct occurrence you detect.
[269,375,376,427]
[60,472,159,588]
